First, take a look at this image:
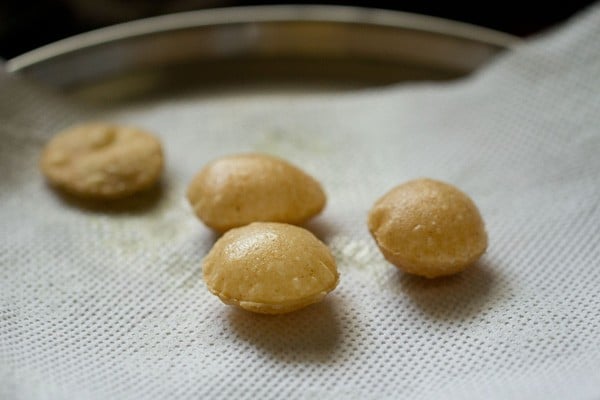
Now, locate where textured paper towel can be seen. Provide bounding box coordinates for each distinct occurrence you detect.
[1,4,600,400]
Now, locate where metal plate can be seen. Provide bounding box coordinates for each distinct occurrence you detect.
[6,5,517,102]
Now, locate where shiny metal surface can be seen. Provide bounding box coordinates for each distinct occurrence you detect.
[6,5,518,91]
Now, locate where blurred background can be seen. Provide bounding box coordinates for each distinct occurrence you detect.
[0,0,596,59]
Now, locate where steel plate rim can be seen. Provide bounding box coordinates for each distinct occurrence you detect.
[6,5,519,74]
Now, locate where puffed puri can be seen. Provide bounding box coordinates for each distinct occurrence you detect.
[186,153,326,232]
[368,178,488,278]
[202,222,339,314]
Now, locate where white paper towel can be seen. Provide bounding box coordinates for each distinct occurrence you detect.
[1,4,600,400]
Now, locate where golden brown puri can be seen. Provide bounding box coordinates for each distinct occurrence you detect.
[40,122,163,199]
[203,222,339,314]
[186,153,326,232]
[368,178,487,278]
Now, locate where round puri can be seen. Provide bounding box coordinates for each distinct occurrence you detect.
[203,222,339,314]
[40,122,163,199]
[368,178,488,278]
[187,153,326,232]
